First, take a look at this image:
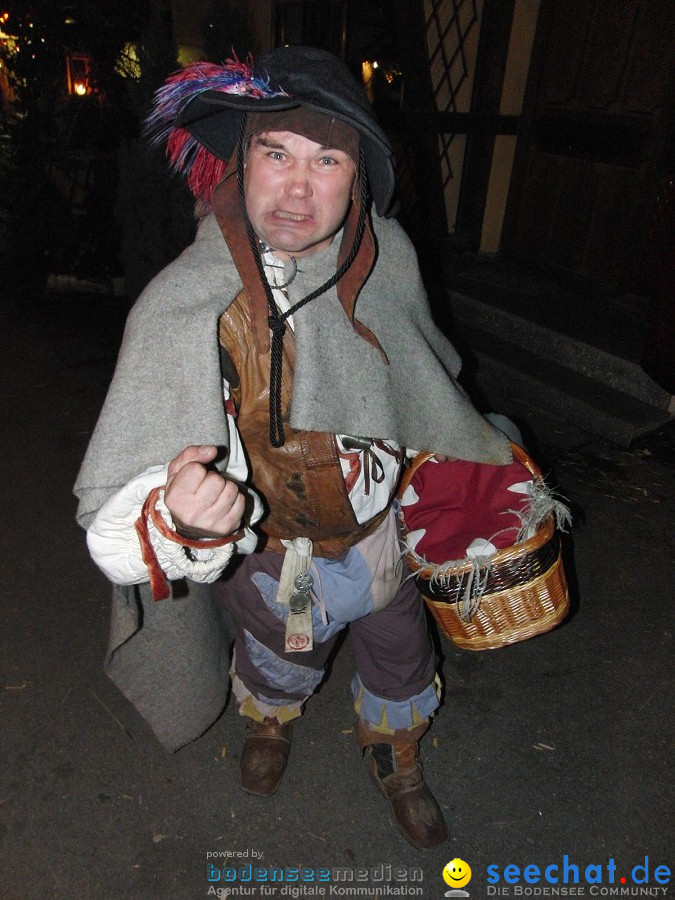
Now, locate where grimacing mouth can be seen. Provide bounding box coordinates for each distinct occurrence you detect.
[273,211,312,221]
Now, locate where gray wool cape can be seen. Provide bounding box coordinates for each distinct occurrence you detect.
[74,211,511,751]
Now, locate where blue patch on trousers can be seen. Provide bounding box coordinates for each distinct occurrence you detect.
[313,549,375,624]
[243,629,324,695]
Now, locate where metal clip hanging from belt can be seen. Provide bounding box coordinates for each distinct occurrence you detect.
[279,537,314,653]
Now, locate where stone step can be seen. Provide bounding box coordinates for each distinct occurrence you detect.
[446,260,650,361]
[449,288,671,411]
[455,325,672,446]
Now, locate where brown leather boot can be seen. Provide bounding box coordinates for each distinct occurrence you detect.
[240,717,292,797]
[358,719,448,850]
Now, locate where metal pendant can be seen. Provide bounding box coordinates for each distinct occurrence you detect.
[288,571,313,614]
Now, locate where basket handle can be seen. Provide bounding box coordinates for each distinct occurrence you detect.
[397,451,436,499]
[511,441,542,479]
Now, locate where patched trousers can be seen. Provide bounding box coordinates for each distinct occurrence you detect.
[211,543,440,730]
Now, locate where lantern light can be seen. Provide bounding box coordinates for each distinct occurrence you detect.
[66,52,91,95]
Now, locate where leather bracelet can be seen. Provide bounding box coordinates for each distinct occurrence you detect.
[144,486,244,548]
[134,486,244,601]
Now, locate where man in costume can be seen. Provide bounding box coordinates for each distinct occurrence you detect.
[75,46,511,851]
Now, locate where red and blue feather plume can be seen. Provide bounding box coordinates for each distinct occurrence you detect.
[144,56,287,203]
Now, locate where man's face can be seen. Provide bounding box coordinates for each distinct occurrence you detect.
[244,130,357,260]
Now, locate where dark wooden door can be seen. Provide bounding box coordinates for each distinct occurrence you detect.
[503,0,674,292]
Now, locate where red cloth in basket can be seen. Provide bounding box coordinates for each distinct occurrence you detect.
[400,456,535,563]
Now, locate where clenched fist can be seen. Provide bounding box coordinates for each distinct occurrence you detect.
[164,445,245,539]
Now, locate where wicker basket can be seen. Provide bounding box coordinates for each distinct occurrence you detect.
[398,444,570,651]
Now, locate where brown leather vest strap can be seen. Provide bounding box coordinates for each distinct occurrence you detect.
[212,173,271,354]
[336,199,388,363]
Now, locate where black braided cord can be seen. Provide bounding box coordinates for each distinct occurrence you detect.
[237,124,369,447]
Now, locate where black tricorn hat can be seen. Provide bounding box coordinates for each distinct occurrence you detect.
[150,46,395,216]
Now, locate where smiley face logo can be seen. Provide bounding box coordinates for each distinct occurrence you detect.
[443,858,472,889]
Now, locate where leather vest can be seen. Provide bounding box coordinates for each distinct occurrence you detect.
[219,290,388,557]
